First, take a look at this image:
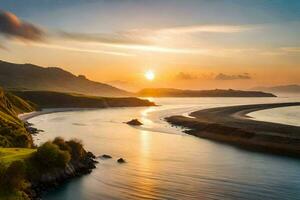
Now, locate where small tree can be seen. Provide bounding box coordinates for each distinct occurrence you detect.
[34,142,71,169]
[53,137,71,152]
[66,139,85,161]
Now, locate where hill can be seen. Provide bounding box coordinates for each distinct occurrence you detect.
[0,60,131,97]
[0,88,36,147]
[252,84,300,95]
[13,91,155,108]
[137,88,276,97]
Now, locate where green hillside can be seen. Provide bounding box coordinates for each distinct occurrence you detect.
[0,148,36,166]
[13,91,155,108]
[0,88,36,147]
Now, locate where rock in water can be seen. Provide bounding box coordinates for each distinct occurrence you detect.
[100,154,112,159]
[126,119,143,126]
[117,158,126,163]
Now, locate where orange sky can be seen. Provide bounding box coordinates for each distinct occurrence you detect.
[0,1,299,92]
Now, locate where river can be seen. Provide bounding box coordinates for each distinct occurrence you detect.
[28,97,300,200]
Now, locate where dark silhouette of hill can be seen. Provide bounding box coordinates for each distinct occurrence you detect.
[252,84,300,94]
[137,88,276,97]
[0,60,131,97]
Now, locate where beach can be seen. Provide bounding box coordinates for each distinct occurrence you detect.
[166,102,300,156]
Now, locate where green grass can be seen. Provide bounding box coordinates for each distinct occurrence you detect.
[0,191,29,200]
[0,190,30,200]
[0,148,36,166]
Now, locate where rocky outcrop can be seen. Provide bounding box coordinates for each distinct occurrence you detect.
[126,119,143,126]
[117,158,126,163]
[27,152,97,199]
[100,154,112,159]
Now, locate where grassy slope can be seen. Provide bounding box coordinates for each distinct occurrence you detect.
[0,148,36,166]
[0,88,36,147]
[13,90,155,108]
[0,148,35,200]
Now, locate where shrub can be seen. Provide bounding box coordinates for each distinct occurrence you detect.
[34,142,70,170]
[0,162,6,183]
[0,160,26,191]
[53,137,71,152]
[66,139,85,161]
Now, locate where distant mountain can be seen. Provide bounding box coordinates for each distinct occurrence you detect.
[252,84,300,94]
[137,88,276,97]
[0,60,131,97]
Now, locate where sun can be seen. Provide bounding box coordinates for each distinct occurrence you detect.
[145,70,155,81]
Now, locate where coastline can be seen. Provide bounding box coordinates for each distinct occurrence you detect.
[166,102,300,157]
[18,108,99,122]
[17,109,99,200]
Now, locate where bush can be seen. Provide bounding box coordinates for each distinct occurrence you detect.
[5,161,26,190]
[0,162,6,182]
[34,142,70,169]
[53,137,71,152]
[66,139,85,161]
[0,161,26,191]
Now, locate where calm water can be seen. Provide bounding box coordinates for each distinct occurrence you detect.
[29,97,300,200]
[248,106,300,127]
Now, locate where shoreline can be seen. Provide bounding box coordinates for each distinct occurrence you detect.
[166,102,300,157]
[17,108,99,200]
[18,108,100,122]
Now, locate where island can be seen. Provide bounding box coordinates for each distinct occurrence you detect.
[166,102,300,157]
[137,88,276,97]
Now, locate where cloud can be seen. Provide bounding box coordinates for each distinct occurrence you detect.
[175,72,199,80]
[0,10,44,41]
[15,42,135,57]
[280,47,300,53]
[159,25,257,34]
[56,24,257,54]
[0,10,261,57]
[215,73,251,80]
[59,31,152,46]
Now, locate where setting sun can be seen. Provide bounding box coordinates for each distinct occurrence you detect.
[145,70,155,81]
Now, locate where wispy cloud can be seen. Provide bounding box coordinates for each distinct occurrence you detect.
[0,10,44,41]
[159,25,257,34]
[175,72,199,80]
[0,10,263,57]
[215,73,251,81]
[260,47,300,56]
[15,41,135,57]
[58,31,152,46]
[280,47,300,53]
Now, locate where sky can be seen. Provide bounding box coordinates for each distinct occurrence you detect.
[0,0,300,91]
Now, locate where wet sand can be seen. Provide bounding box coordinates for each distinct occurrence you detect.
[166,102,300,156]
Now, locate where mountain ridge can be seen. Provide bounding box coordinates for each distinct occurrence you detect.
[0,60,131,97]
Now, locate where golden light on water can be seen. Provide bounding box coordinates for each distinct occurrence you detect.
[145,70,155,81]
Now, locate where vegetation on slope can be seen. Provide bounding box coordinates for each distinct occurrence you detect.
[0,88,36,147]
[13,90,156,108]
[0,148,36,166]
[0,138,94,200]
